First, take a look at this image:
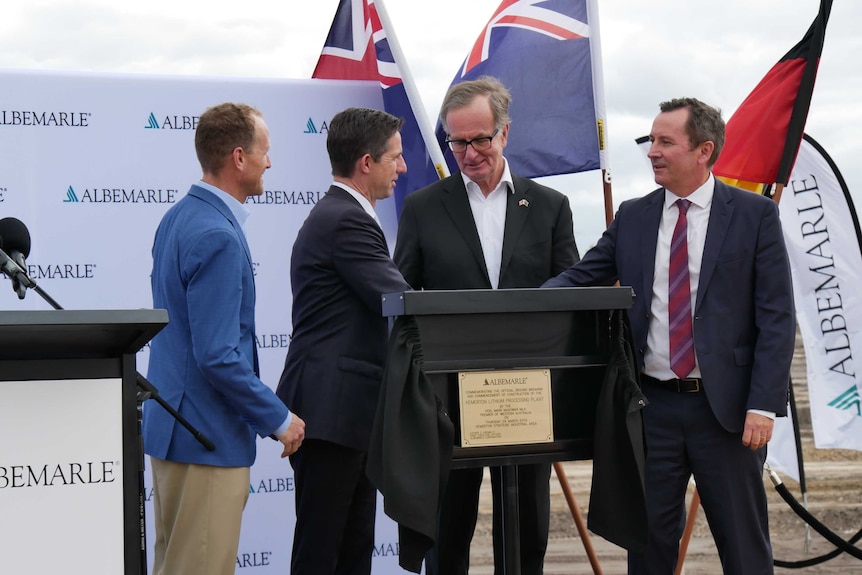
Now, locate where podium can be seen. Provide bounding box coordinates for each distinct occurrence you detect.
[0,309,167,575]
[382,286,634,574]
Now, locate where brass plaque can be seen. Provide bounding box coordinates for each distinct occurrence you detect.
[458,369,553,447]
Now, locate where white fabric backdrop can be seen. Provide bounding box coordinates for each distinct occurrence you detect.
[0,68,407,573]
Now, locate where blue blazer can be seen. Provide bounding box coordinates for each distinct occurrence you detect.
[545,180,795,432]
[277,186,410,451]
[144,185,289,467]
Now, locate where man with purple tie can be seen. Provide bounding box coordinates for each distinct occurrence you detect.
[544,97,795,575]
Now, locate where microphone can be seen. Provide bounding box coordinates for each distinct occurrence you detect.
[0,217,33,299]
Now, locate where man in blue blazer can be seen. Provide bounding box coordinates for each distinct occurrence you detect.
[544,98,795,575]
[277,108,411,575]
[145,103,305,575]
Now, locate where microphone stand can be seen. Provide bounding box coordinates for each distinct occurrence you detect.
[0,249,64,309]
[1,246,215,575]
[1,246,214,450]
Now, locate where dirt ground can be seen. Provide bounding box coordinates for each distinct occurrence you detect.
[468,333,862,574]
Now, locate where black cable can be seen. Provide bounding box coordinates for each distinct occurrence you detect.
[766,467,862,566]
[774,526,862,569]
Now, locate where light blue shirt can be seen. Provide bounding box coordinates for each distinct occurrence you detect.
[196,181,251,235]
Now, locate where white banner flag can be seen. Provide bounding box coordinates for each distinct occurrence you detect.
[778,134,862,451]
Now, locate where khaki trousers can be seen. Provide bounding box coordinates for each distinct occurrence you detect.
[150,457,250,575]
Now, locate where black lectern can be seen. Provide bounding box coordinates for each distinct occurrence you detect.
[0,309,167,575]
[381,286,634,574]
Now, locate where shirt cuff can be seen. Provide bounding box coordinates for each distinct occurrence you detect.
[747,409,775,420]
[272,412,292,438]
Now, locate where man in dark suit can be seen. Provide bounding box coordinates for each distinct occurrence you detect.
[394,76,579,575]
[145,102,305,575]
[544,97,796,575]
[277,107,411,575]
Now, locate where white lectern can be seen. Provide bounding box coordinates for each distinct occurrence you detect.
[0,309,167,575]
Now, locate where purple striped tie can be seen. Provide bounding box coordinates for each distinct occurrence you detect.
[669,199,695,378]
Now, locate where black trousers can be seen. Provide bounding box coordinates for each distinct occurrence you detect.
[426,463,551,575]
[290,439,377,575]
[627,385,772,575]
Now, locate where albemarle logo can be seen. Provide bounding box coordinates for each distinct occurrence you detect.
[828,384,861,416]
[248,476,294,493]
[303,117,329,134]
[145,113,160,129]
[63,185,177,204]
[145,112,199,130]
[0,110,90,127]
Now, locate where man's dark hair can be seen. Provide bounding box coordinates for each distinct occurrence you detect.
[195,103,262,176]
[327,108,404,177]
[659,97,726,166]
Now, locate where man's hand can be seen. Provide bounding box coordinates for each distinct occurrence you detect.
[741,412,774,451]
[277,415,306,458]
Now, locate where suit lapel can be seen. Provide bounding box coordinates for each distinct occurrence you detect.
[641,191,664,298]
[500,177,530,279]
[189,185,254,268]
[696,181,733,311]
[441,176,490,283]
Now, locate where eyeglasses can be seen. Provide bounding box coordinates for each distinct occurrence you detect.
[445,129,499,153]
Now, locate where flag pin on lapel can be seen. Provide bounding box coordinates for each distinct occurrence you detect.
[518,199,529,208]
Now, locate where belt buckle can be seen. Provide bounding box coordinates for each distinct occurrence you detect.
[680,378,701,392]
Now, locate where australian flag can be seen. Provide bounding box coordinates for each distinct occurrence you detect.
[439,0,601,179]
[314,0,441,216]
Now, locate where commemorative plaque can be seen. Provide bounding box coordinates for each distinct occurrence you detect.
[458,369,553,447]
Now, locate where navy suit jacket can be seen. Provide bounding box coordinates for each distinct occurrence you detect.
[277,186,410,451]
[144,185,289,467]
[545,180,795,432]
[394,172,578,289]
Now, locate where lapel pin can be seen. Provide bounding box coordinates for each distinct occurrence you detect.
[518,198,529,207]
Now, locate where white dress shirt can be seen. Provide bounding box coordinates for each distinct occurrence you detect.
[462,159,514,289]
[643,176,712,380]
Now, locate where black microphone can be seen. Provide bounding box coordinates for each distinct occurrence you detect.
[0,217,33,299]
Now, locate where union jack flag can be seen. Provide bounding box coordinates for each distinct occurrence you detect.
[314,0,441,217]
[439,0,602,179]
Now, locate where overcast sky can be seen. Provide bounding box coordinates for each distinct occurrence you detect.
[2,0,859,248]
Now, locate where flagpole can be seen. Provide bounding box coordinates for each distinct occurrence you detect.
[549,2,612,571]
[586,0,614,226]
[373,0,450,180]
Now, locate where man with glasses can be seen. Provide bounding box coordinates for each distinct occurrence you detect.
[394,76,579,575]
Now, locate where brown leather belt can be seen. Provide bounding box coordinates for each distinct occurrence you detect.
[641,374,702,393]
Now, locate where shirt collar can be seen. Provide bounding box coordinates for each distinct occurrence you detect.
[664,173,714,211]
[331,181,379,223]
[196,180,250,228]
[460,157,515,195]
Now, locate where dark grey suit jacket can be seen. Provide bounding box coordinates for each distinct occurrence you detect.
[394,172,578,289]
[277,186,410,451]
